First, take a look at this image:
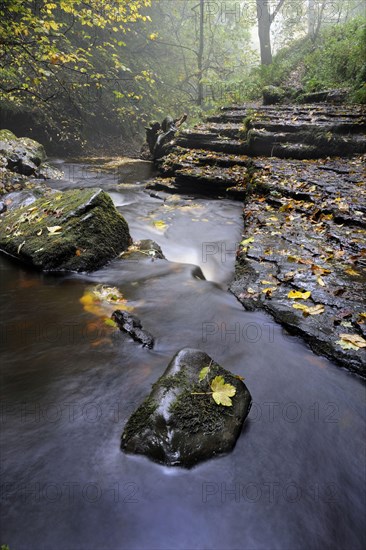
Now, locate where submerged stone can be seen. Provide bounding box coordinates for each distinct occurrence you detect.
[0,187,131,272]
[112,310,154,348]
[121,348,252,467]
[119,239,166,261]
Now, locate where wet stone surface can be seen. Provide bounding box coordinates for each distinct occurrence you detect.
[121,348,252,467]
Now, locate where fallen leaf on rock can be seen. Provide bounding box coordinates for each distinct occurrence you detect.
[337,334,366,349]
[262,287,277,294]
[199,366,211,381]
[17,240,26,254]
[283,271,296,282]
[357,313,366,324]
[311,264,331,275]
[47,226,62,234]
[288,290,311,300]
[240,237,254,247]
[317,276,326,286]
[293,303,325,316]
[211,376,236,407]
[345,268,360,277]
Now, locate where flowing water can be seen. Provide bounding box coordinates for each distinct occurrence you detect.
[0,160,365,550]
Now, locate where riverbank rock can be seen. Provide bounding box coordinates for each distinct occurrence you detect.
[0,130,62,195]
[0,129,46,175]
[0,187,131,272]
[121,348,252,467]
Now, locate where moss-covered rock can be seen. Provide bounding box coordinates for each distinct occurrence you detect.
[262,85,287,105]
[121,348,252,467]
[0,187,132,272]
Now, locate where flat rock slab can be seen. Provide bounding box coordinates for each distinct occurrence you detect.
[121,348,252,467]
[230,156,366,376]
[0,187,131,272]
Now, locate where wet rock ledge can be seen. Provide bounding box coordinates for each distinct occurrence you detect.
[150,103,366,376]
[122,348,252,467]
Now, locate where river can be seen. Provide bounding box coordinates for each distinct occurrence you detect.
[0,159,365,550]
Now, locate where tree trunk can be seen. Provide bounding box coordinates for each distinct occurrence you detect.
[308,0,316,39]
[197,0,204,106]
[256,0,273,65]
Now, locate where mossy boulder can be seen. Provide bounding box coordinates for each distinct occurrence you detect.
[121,348,252,467]
[0,187,132,272]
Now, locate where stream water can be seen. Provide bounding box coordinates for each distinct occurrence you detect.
[0,160,365,550]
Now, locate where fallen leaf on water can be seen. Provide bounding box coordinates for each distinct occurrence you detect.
[152,220,167,230]
[104,318,118,328]
[211,376,236,407]
[288,290,311,300]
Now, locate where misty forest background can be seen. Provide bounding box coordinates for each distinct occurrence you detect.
[0,0,365,155]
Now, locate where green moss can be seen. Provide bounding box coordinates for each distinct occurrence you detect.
[154,368,190,393]
[122,397,158,442]
[168,363,238,435]
[0,129,17,141]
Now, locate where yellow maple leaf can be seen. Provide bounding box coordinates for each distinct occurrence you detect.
[210,376,236,407]
[288,290,311,300]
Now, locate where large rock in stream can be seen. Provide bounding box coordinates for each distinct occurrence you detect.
[0,187,131,271]
[121,348,252,467]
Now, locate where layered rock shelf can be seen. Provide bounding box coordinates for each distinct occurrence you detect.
[149,103,366,375]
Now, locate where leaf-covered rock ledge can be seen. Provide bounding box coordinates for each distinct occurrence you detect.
[0,187,131,272]
[121,348,252,468]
